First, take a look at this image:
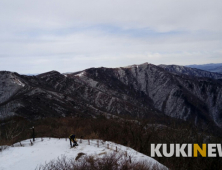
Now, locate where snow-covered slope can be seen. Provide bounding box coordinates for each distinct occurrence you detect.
[0,138,166,170]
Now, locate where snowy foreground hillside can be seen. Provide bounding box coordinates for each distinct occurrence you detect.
[0,138,166,170]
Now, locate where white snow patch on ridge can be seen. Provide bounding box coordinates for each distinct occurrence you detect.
[0,138,166,170]
[12,78,25,87]
[74,71,85,77]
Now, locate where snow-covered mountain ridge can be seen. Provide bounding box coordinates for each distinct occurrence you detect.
[1,63,222,132]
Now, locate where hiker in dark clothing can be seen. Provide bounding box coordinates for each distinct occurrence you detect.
[69,134,78,147]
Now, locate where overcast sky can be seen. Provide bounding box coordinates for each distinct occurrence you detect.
[0,0,222,74]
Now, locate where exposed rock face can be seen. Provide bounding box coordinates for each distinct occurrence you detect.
[1,63,222,132]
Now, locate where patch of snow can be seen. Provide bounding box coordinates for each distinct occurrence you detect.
[12,78,25,87]
[123,64,137,69]
[0,138,166,170]
[74,71,85,77]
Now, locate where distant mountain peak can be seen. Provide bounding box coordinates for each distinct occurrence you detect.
[187,63,222,74]
[159,64,222,79]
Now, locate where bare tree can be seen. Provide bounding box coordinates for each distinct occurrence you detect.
[5,121,24,141]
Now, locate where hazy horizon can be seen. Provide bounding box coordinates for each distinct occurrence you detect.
[1,62,221,75]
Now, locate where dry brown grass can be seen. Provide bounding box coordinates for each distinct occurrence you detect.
[35,153,166,170]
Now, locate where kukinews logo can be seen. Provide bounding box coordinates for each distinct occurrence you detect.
[151,144,222,157]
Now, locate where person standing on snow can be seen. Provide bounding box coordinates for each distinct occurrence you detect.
[69,134,78,147]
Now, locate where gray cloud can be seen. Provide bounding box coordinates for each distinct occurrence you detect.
[0,0,222,73]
